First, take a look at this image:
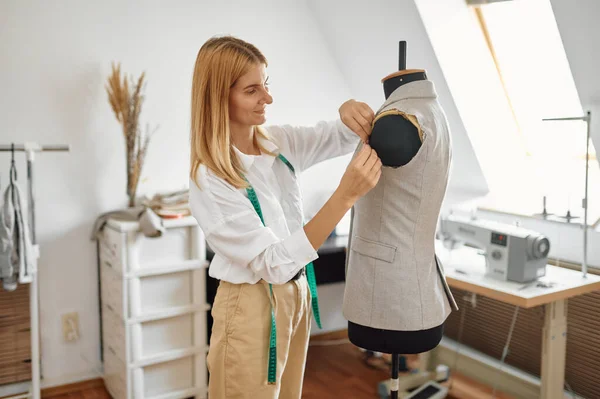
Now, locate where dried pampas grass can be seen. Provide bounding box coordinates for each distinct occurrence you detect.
[106,62,158,207]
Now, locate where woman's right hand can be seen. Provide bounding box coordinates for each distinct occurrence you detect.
[337,144,382,205]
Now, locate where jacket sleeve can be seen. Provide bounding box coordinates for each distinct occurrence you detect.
[189,170,319,284]
[267,119,360,172]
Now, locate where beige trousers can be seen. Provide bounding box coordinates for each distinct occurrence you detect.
[207,275,312,399]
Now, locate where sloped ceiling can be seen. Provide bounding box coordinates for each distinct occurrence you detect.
[306,0,490,199]
[550,0,600,163]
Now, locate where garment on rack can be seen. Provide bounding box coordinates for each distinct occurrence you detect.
[91,205,165,240]
[0,181,34,291]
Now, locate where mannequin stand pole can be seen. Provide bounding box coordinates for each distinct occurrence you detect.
[391,353,400,399]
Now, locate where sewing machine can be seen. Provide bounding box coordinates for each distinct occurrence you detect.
[439,214,550,283]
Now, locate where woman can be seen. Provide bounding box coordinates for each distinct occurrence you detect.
[189,35,382,399]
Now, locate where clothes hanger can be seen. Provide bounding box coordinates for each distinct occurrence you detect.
[10,142,17,184]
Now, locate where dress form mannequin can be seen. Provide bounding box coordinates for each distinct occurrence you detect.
[346,41,445,399]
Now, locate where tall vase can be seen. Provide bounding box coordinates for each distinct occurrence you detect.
[126,143,138,208]
[127,178,137,208]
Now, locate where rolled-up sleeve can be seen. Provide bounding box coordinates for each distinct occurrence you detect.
[268,119,360,173]
[189,170,319,284]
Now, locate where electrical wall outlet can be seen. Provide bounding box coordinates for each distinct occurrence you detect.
[62,312,80,342]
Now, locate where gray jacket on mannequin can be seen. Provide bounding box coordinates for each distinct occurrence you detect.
[343,79,459,331]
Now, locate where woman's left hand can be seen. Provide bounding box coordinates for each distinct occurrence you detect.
[339,99,375,142]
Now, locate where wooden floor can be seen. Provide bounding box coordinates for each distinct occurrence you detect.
[40,338,512,399]
[303,341,393,398]
[304,340,514,399]
[41,378,110,399]
[46,389,110,399]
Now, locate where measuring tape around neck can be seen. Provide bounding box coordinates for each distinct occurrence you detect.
[244,153,322,385]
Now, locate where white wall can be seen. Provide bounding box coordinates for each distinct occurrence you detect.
[0,0,355,387]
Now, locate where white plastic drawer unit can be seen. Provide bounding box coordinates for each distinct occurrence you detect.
[130,311,207,363]
[100,254,208,321]
[104,339,208,399]
[102,302,208,364]
[101,304,126,364]
[102,303,208,398]
[98,216,209,399]
[100,217,207,274]
[99,228,125,273]
[132,351,207,399]
[100,259,125,318]
[129,267,207,318]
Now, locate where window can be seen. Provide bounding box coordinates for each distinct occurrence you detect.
[474,0,599,224]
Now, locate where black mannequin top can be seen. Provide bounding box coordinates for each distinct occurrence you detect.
[370,70,426,168]
[347,69,444,355]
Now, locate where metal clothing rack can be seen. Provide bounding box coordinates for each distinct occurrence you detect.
[0,143,70,399]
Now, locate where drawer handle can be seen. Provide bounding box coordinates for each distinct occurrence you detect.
[104,260,113,268]
[106,304,114,312]
[108,346,116,355]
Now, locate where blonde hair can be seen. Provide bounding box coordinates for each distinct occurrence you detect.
[190,35,276,189]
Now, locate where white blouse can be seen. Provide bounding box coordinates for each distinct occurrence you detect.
[189,119,360,285]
